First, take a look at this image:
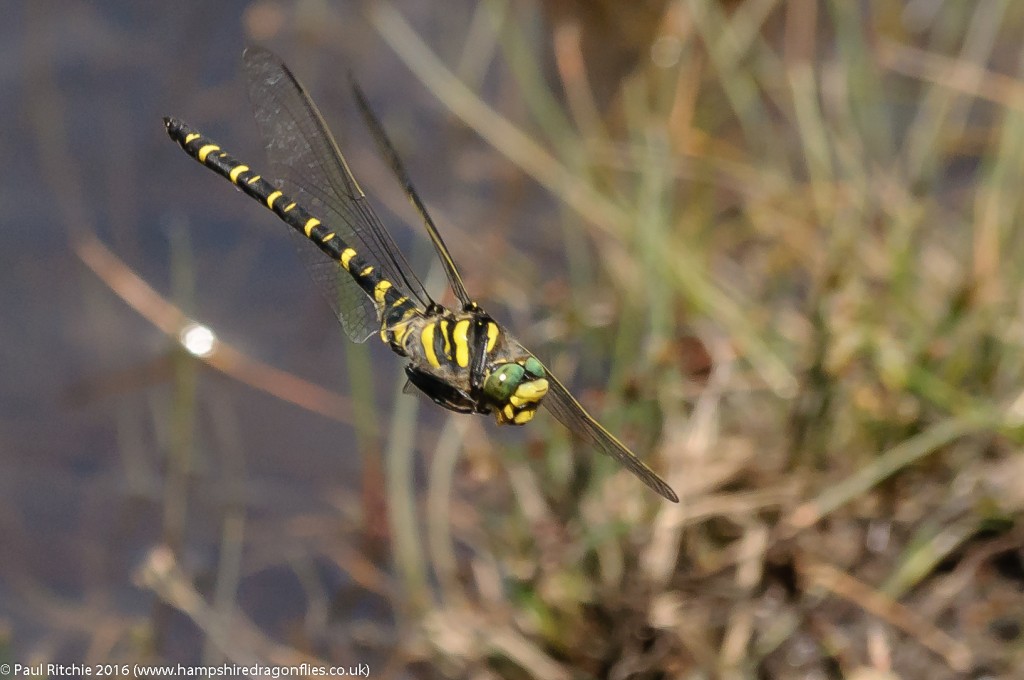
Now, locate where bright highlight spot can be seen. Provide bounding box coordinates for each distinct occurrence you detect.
[179,322,217,358]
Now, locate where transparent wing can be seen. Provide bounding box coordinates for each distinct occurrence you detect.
[243,46,434,342]
[541,366,678,502]
[349,78,475,309]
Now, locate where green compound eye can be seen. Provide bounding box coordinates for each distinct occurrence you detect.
[484,363,526,402]
[524,356,545,379]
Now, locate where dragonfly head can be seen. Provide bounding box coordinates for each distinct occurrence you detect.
[484,356,548,425]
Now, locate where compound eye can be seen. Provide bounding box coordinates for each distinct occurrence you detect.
[523,356,545,379]
[483,363,525,402]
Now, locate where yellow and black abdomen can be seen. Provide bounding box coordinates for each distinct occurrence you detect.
[164,117,420,342]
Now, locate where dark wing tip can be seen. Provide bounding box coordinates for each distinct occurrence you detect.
[618,451,679,502]
[541,367,679,503]
[655,479,680,503]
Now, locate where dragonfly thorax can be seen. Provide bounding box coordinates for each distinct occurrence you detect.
[394,309,548,423]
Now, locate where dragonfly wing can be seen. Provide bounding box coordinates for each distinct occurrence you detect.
[349,79,475,309]
[541,366,678,502]
[242,46,433,342]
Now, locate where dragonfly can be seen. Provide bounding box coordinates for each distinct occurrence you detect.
[163,47,677,502]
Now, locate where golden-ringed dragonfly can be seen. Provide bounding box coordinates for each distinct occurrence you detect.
[163,47,677,502]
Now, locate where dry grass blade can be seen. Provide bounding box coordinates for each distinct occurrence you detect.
[137,546,325,667]
[798,555,973,673]
[877,39,1024,112]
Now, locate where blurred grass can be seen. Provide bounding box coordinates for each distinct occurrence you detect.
[363,1,1024,676]
[40,0,1024,677]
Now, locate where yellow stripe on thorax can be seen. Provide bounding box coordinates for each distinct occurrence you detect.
[453,319,470,368]
[485,322,499,353]
[421,323,441,368]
